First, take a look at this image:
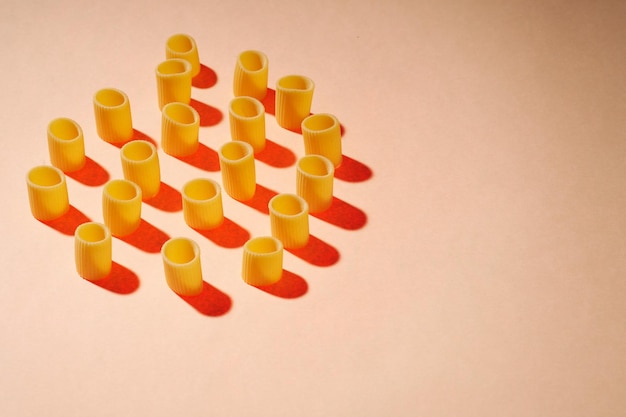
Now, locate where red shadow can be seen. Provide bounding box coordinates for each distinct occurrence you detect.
[334,155,373,182]
[240,183,278,215]
[108,129,158,149]
[192,217,250,249]
[311,196,367,230]
[175,142,220,172]
[89,262,140,294]
[253,270,308,299]
[66,157,110,186]
[117,219,170,253]
[287,234,340,267]
[144,181,182,212]
[190,98,223,127]
[132,129,158,147]
[260,87,276,115]
[178,281,232,316]
[40,205,91,236]
[192,64,218,89]
[255,139,297,168]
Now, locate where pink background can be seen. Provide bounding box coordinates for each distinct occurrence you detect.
[1,1,625,416]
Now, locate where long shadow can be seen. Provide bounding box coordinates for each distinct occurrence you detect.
[192,217,250,249]
[107,129,158,149]
[66,157,109,186]
[253,270,308,299]
[240,183,278,215]
[286,234,340,267]
[255,139,297,168]
[175,142,220,172]
[260,87,276,115]
[190,98,223,127]
[117,219,170,253]
[144,181,182,212]
[88,262,140,295]
[177,281,232,316]
[39,205,91,236]
[311,196,367,230]
[192,64,218,89]
[334,155,373,182]
[131,129,158,147]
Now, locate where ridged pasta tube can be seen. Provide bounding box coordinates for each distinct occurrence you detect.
[165,34,200,78]
[242,236,283,286]
[233,50,268,100]
[47,117,85,173]
[161,237,203,296]
[275,75,314,131]
[218,141,256,201]
[268,193,309,249]
[93,88,133,143]
[26,165,70,221]
[74,222,112,281]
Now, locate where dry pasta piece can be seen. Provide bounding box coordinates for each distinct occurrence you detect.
[242,236,283,286]
[161,237,203,296]
[75,222,112,281]
[26,165,70,221]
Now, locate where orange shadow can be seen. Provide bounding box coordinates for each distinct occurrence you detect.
[40,205,91,236]
[178,281,232,316]
[132,129,158,147]
[88,261,140,295]
[240,183,278,215]
[66,157,110,186]
[260,87,276,115]
[192,64,218,89]
[253,270,308,299]
[286,235,340,267]
[117,219,170,254]
[312,196,367,230]
[192,217,250,249]
[175,142,220,172]
[190,98,223,127]
[108,129,158,149]
[255,139,297,168]
[144,181,182,212]
[334,155,373,182]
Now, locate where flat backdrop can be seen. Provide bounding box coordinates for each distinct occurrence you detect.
[1,1,625,416]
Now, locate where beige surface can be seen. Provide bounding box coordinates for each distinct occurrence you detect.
[1,1,625,416]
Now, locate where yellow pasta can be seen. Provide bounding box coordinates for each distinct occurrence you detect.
[233,50,268,100]
[182,178,224,230]
[74,222,112,281]
[26,165,70,221]
[161,102,200,157]
[102,179,142,237]
[296,155,334,213]
[242,236,283,286]
[268,193,309,249]
[156,58,192,110]
[275,75,314,131]
[161,237,203,296]
[165,34,201,78]
[229,96,266,153]
[47,117,85,173]
[218,141,256,201]
[301,113,343,167]
[93,88,133,143]
[120,140,161,200]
